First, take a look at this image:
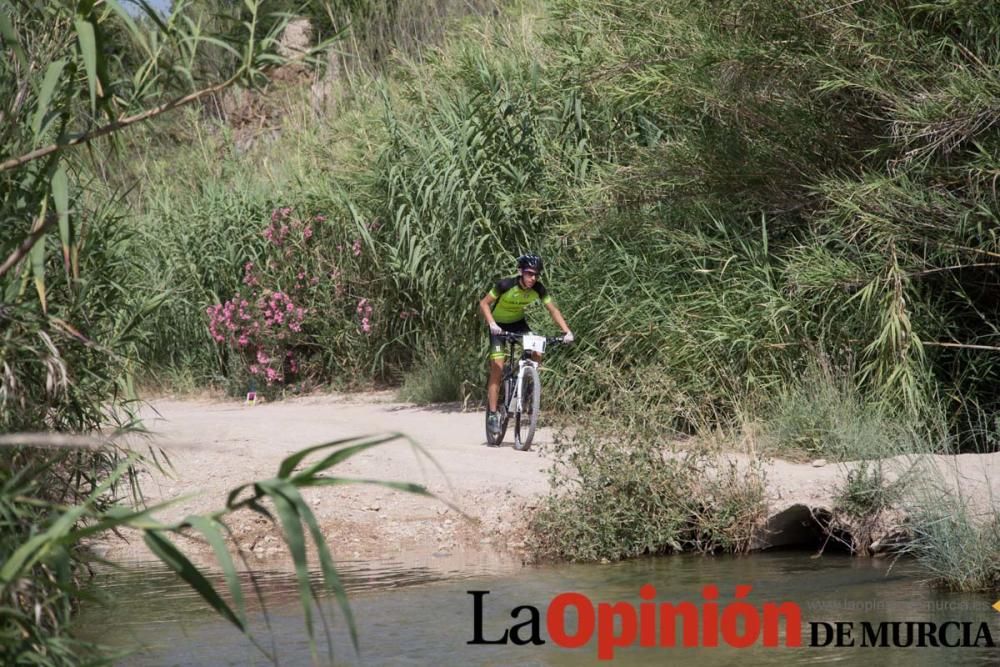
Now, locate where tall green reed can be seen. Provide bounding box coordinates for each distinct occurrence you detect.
[0,433,436,665]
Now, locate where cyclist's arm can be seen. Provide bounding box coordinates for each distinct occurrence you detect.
[479,293,499,327]
[544,300,571,335]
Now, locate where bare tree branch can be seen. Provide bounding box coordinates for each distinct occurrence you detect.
[0,215,54,278]
[0,74,241,174]
[921,341,1000,353]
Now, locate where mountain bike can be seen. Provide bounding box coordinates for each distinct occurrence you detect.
[485,332,566,451]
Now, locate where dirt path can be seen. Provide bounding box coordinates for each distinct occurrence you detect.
[98,391,1000,571]
[101,392,554,571]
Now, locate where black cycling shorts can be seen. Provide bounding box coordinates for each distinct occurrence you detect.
[488,319,530,360]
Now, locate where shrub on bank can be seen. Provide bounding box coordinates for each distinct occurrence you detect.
[529,425,767,562]
[830,459,908,555]
[899,472,1000,592]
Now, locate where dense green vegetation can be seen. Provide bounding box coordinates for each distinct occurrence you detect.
[106,0,1000,450]
[3,0,1000,660]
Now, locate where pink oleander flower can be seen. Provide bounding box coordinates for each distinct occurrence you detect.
[303,226,314,240]
[243,268,258,286]
[271,206,292,223]
[257,349,270,364]
[263,221,291,246]
[352,239,362,256]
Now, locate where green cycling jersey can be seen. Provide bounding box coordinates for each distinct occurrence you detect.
[488,276,552,324]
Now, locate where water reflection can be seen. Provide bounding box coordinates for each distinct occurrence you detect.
[77,552,1000,666]
[81,555,493,626]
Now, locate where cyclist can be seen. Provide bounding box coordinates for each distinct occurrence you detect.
[478,253,573,435]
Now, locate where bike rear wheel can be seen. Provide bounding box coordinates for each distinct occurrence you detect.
[513,365,540,451]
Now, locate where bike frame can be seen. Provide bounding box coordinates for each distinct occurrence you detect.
[498,332,560,413]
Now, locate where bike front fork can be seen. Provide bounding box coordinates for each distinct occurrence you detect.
[504,363,534,413]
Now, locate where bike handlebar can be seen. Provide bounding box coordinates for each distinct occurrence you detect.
[496,332,569,345]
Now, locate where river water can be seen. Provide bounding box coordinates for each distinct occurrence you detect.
[76,551,999,665]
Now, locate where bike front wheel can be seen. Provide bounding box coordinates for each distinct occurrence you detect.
[513,365,540,451]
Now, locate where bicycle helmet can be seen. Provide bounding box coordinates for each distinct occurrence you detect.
[516,253,544,274]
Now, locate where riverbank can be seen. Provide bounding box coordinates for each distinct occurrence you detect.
[97,392,1000,572]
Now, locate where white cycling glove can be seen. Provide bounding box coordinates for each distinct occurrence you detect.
[489,322,503,335]
[563,331,575,343]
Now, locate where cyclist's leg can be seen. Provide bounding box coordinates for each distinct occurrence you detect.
[487,329,506,412]
[487,358,503,411]
[487,319,527,412]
